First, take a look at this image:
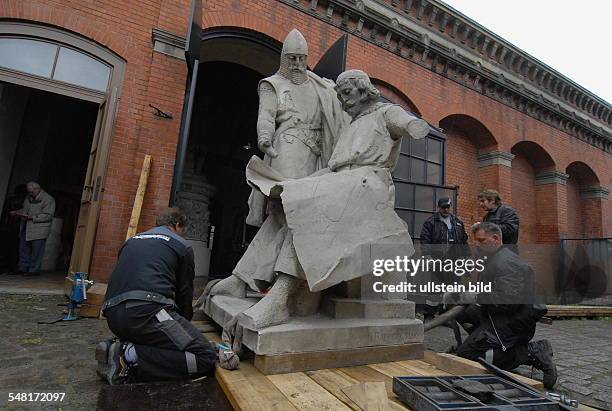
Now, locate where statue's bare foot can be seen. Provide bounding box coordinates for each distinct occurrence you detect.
[239,274,300,329]
[209,275,247,298]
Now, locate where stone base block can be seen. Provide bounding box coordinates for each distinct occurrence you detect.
[321,297,415,319]
[205,295,424,373]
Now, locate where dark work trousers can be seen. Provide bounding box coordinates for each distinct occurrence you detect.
[455,305,530,370]
[105,301,217,382]
[18,225,46,273]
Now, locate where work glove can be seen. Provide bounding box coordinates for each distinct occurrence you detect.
[442,291,477,306]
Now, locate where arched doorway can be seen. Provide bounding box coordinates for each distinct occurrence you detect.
[0,22,125,278]
[176,29,281,280]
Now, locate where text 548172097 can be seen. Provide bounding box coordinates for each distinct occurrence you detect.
[8,393,65,402]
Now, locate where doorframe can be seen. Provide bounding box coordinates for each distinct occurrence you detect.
[0,21,126,273]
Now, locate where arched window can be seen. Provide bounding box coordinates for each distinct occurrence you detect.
[0,37,111,92]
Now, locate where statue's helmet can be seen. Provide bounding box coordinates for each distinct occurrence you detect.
[281,29,308,56]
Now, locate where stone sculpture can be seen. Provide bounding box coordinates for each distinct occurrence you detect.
[197,29,348,329]
[198,63,429,339]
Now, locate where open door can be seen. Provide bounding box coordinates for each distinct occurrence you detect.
[69,87,119,273]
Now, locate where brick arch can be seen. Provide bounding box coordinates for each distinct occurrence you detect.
[437,114,498,230]
[202,12,314,59]
[0,1,130,59]
[439,114,497,150]
[370,78,421,116]
[565,161,603,238]
[511,141,556,172]
[510,141,558,244]
[566,161,600,187]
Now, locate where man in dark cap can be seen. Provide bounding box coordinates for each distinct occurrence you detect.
[420,197,468,260]
[419,197,468,317]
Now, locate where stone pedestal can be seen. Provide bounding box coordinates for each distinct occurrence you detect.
[205,293,424,374]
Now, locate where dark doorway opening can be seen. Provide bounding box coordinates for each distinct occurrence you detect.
[0,81,98,277]
[183,61,264,278]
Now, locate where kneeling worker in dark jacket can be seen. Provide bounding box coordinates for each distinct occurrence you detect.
[96,207,217,384]
[444,222,557,389]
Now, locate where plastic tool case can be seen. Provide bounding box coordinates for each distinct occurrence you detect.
[393,375,559,410]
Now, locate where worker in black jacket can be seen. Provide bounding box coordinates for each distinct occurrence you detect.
[444,222,557,389]
[96,207,217,384]
[477,189,519,246]
[420,197,468,258]
[419,197,469,318]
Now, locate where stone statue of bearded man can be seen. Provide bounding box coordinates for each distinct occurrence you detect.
[197,29,348,330]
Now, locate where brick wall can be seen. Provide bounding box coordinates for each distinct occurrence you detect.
[566,176,584,238]
[4,0,609,281]
[444,129,480,227]
[1,0,192,281]
[511,155,538,243]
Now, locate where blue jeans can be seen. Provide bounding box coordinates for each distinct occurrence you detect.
[18,228,47,273]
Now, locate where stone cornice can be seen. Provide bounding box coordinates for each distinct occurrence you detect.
[580,186,609,199]
[370,0,611,130]
[477,150,514,168]
[152,28,186,60]
[534,171,569,185]
[277,0,612,153]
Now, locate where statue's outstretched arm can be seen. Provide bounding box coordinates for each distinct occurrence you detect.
[384,105,429,141]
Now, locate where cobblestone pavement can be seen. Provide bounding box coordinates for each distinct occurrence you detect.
[425,318,612,410]
[1,294,610,410]
[0,294,110,410]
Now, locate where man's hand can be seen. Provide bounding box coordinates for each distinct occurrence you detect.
[258,139,278,158]
[442,291,477,306]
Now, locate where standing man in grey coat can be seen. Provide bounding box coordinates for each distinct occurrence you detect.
[10,182,55,276]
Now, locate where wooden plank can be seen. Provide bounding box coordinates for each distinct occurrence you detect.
[80,282,107,318]
[341,382,390,411]
[306,369,362,410]
[205,333,298,411]
[371,360,450,378]
[423,351,543,389]
[268,372,352,411]
[337,366,410,410]
[125,154,151,239]
[254,343,423,375]
[545,305,612,317]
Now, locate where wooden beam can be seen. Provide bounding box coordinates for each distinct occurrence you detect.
[125,154,152,239]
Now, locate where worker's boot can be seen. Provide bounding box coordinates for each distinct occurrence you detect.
[96,339,131,385]
[527,339,557,389]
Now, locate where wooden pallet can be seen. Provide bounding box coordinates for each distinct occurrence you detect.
[545,305,612,318]
[204,333,545,411]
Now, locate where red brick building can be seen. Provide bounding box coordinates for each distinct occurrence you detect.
[1,0,609,294]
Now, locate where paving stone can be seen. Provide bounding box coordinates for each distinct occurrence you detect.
[561,383,593,396]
